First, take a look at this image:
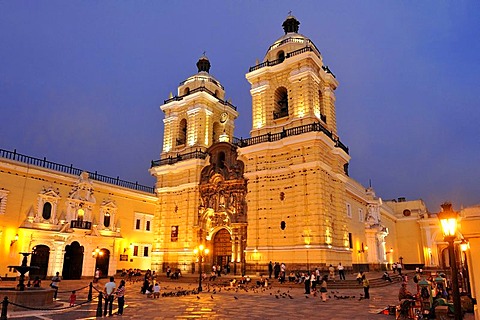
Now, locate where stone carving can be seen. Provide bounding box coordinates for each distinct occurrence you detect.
[198,143,247,233]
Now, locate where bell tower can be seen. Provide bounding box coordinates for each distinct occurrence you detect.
[246,15,339,138]
[160,55,238,159]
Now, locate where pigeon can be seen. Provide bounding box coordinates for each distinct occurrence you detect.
[197,296,200,299]
[305,295,309,298]
[275,295,279,299]
[234,296,238,300]
[288,294,294,299]
[211,295,214,299]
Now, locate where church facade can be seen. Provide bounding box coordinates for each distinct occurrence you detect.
[0,17,476,297]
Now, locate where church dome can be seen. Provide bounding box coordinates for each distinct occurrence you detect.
[265,15,321,61]
[178,54,225,99]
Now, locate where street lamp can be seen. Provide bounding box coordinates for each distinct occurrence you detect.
[438,202,462,320]
[460,239,470,295]
[193,244,209,293]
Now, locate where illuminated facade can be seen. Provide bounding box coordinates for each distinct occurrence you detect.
[0,152,157,279]
[1,17,477,305]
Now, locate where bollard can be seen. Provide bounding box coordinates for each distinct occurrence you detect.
[88,282,93,301]
[96,292,103,317]
[1,297,8,320]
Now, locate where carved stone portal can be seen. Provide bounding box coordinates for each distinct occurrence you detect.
[198,142,247,270]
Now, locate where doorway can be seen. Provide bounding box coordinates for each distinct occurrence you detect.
[62,241,84,279]
[213,229,232,270]
[30,245,50,280]
[95,248,110,278]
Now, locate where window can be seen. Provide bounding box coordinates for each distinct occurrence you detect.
[277,50,285,62]
[346,203,352,218]
[273,87,289,119]
[143,246,149,257]
[42,202,52,220]
[171,226,178,242]
[104,212,111,228]
[134,212,153,232]
[177,119,187,145]
[133,245,139,256]
[359,209,364,222]
[0,189,9,215]
[348,233,353,249]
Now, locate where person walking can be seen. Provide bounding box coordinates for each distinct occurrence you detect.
[50,272,61,300]
[362,274,370,299]
[104,276,116,317]
[268,261,273,279]
[116,280,126,316]
[337,263,345,280]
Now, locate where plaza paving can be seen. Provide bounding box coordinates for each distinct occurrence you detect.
[2,272,474,319]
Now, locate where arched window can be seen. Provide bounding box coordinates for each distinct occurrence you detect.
[104,212,111,228]
[177,119,187,145]
[217,152,226,169]
[42,202,52,220]
[273,87,289,119]
[183,87,190,95]
[277,50,285,62]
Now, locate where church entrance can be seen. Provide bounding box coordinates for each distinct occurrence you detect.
[30,245,50,280]
[213,229,232,271]
[62,241,84,279]
[94,248,110,278]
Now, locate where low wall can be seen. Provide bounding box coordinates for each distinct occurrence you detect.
[0,287,55,311]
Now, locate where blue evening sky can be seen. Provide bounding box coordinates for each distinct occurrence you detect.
[1,1,479,211]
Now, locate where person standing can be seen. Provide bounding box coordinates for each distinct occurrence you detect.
[319,275,329,302]
[94,268,100,283]
[304,272,311,295]
[69,290,76,306]
[116,280,126,316]
[362,274,370,299]
[104,277,116,317]
[337,263,345,280]
[392,262,397,274]
[268,261,273,279]
[397,262,403,275]
[328,264,335,281]
[50,272,61,300]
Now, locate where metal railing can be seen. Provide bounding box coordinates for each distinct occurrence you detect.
[151,122,348,168]
[249,45,335,78]
[151,150,208,168]
[0,148,155,194]
[164,86,237,111]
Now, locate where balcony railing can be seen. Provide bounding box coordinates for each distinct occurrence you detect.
[151,150,208,168]
[249,45,335,78]
[151,122,349,168]
[70,220,92,230]
[0,148,155,194]
[164,86,237,111]
[232,122,348,154]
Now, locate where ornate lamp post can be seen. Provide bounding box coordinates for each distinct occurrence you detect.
[194,244,209,293]
[438,202,462,320]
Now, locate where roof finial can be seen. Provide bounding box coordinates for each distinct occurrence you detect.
[288,10,292,16]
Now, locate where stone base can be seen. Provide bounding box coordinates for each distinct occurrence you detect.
[0,287,55,311]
